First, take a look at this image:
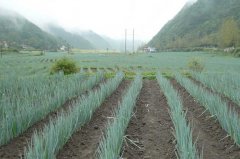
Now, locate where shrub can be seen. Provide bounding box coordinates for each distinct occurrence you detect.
[187,57,204,72]
[51,57,78,75]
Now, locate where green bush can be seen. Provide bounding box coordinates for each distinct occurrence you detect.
[51,57,78,75]
[187,57,204,72]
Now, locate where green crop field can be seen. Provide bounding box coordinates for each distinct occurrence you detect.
[0,51,240,159]
[2,0,240,158]
[0,51,239,77]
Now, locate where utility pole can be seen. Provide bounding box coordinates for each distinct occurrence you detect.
[133,28,135,53]
[125,29,127,53]
[67,43,71,54]
[0,43,2,58]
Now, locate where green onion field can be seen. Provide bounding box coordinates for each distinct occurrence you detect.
[0,51,240,159]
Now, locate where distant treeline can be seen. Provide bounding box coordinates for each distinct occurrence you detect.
[155,18,239,50]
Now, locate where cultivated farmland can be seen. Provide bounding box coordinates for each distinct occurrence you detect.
[0,52,240,159]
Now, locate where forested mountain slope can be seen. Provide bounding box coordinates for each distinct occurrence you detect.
[0,9,64,50]
[149,0,240,50]
[46,25,94,49]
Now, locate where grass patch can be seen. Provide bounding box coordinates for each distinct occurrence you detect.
[142,71,156,80]
[161,69,174,79]
[123,71,136,79]
[104,72,116,79]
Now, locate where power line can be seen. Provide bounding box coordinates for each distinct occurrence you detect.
[125,29,127,53]
[124,28,135,53]
[133,28,135,53]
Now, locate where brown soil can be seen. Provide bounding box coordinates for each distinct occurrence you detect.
[189,77,240,115]
[122,80,176,159]
[90,67,97,72]
[170,79,240,159]
[98,68,105,71]
[83,68,88,72]
[0,80,104,159]
[57,80,131,159]
[107,67,115,72]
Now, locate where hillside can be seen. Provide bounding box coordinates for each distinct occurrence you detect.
[79,31,111,50]
[102,36,145,52]
[46,25,94,49]
[0,9,64,50]
[149,0,240,50]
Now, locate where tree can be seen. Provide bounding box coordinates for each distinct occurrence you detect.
[219,17,239,48]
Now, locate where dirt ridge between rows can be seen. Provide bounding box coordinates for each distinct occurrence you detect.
[171,79,240,159]
[57,80,131,159]
[123,80,176,159]
[0,79,105,159]
[189,77,240,115]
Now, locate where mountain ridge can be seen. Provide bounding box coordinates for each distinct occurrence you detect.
[149,0,240,50]
[78,30,112,50]
[45,24,94,49]
[0,8,65,50]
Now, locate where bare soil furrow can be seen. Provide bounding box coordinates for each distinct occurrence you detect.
[123,80,176,159]
[56,80,131,159]
[171,79,240,159]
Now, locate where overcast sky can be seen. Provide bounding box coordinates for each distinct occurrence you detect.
[0,0,194,41]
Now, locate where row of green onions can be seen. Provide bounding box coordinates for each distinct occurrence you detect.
[175,73,240,146]
[157,73,201,159]
[0,72,104,146]
[97,73,142,159]
[0,72,78,119]
[191,72,240,106]
[24,72,124,159]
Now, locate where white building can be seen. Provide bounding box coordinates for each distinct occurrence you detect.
[60,45,66,51]
[144,47,157,53]
[0,41,8,48]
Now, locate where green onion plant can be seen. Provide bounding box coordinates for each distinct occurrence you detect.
[24,72,124,159]
[176,73,240,146]
[97,74,142,159]
[0,72,103,145]
[157,73,200,159]
[191,72,240,105]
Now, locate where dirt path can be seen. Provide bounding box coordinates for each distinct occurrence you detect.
[0,80,104,159]
[57,80,131,159]
[122,80,176,159]
[189,77,240,114]
[171,79,240,159]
